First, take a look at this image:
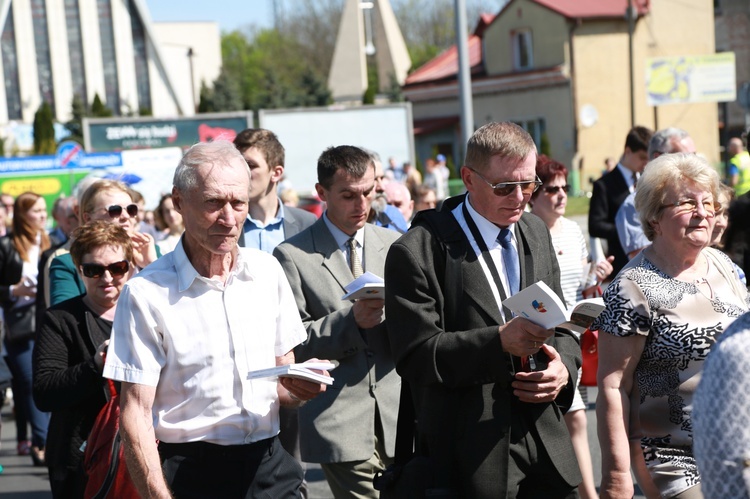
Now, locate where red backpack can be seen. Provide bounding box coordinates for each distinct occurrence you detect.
[83,378,139,499]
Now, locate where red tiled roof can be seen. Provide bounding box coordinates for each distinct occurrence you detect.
[529,0,649,19]
[405,34,483,86]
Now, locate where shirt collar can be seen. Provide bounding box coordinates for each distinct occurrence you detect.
[617,163,638,189]
[173,237,251,292]
[465,194,515,249]
[322,212,364,250]
[245,200,284,228]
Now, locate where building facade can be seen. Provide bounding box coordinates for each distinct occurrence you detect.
[0,0,220,126]
[404,0,720,188]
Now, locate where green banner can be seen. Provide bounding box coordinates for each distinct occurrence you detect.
[85,113,252,152]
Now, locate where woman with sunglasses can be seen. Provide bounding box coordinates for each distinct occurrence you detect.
[48,179,159,307]
[595,153,749,499]
[529,155,613,499]
[33,221,134,497]
[0,192,51,467]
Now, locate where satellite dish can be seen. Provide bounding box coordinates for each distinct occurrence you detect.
[579,104,599,128]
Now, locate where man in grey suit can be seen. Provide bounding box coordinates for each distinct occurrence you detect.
[274,145,401,498]
[385,122,581,498]
[234,128,317,250]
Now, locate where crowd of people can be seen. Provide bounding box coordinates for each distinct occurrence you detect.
[0,121,748,499]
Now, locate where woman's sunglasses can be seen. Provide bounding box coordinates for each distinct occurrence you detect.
[543,185,571,194]
[81,260,130,278]
[105,204,139,218]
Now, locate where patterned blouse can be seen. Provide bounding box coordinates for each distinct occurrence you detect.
[592,249,749,498]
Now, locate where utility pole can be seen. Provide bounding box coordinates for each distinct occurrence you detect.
[455,0,474,150]
[627,0,636,128]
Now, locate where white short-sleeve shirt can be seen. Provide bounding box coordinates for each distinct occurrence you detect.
[103,240,307,445]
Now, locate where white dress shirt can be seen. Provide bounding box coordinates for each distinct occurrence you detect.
[103,240,307,445]
[452,196,517,321]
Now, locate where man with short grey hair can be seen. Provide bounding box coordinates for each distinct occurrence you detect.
[104,140,327,498]
[616,127,696,258]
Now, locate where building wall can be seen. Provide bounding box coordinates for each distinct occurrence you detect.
[483,0,568,75]
[0,0,220,129]
[715,0,750,135]
[573,0,718,183]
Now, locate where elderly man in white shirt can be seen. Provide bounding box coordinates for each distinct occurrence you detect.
[103,140,328,498]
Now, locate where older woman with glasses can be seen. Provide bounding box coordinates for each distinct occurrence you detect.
[33,221,134,497]
[529,154,613,499]
[48,180,158,306]
[595,153,750,499]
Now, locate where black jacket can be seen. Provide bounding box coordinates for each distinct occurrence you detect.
[32,296,112,482]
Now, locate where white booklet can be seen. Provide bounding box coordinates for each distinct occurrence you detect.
[246,362,336,386]
[502,282,605,334]
[342,271,385,300]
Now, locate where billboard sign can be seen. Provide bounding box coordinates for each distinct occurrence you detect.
[84,111,253,152]
[646,52,736,106]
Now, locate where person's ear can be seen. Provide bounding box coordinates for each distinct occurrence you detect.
[270,165,284,184]
[171,187,184,214]
[460,166,474,190]
[315,183,327,203]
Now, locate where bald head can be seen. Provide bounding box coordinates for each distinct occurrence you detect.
[384,182,413,221]
[729,137,744,156]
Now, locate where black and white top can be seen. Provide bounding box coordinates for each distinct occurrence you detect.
[592,249,749,497]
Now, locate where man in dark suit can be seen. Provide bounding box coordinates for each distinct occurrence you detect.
[234,128,317,250]
[589,126,653,276]
[274,146,400,498]
[385,122,581,498]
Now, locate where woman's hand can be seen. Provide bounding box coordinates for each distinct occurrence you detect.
[131,232,158,269]
[94,339,110,373]
[12,277,37,298]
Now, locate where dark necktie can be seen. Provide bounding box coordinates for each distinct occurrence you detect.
[497,228,519,296]
[347,237,363,278]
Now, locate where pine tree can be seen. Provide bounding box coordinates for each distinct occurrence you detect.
[64,94,86,144]
[90,93,113,117]
[33,102,56,155]
[197,81,215,113]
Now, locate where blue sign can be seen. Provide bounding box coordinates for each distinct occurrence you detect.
[56,140,85,168]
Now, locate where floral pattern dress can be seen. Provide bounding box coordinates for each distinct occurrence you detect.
[592,249,749,498]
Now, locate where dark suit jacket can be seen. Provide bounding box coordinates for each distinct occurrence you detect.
[238,204,317,247]
[588,167,631,276]
[384,196,581,498]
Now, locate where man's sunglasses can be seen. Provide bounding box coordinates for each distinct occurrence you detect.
[105,204,138,218]
[469,168,542,196]
[543,185,571,194]
[81,260,130,278]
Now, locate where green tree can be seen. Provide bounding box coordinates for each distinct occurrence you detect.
[33,102,56,155]
[63,94,86,144]
[90,93,113,117]
[197,81,215,113]
[210,67,243,111]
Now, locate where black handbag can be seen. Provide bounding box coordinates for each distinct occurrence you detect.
[5,304,36,343]
[372,382,457,499]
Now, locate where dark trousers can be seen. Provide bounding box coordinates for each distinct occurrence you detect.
[4,338,49,447]
[159,437,303,499]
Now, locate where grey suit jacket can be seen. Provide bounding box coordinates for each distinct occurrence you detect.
[238,205,317,248]
[273,219,401,463]
[384,197,581,498]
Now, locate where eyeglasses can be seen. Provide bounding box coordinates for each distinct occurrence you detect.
[104,204,138,218]
[81,260,130,279]
[468,168,542,196]
[543,185,571,195]
[661,198,717,217]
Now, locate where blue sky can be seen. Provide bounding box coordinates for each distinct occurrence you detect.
[144,0,273,32]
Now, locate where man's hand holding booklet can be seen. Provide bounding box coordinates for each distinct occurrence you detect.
[503,281,604,334]
[247,361,336,386]
[342,271,385,300]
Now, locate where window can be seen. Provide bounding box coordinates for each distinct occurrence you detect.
[32,0,55,115]
[97,0,120,114]
[65,0,88,104]
[514,119,546,151]
[129,0,151,113]
[2,8,22,120]
[512,29,533,70]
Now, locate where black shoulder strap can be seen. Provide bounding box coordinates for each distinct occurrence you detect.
[393,208,464,465]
